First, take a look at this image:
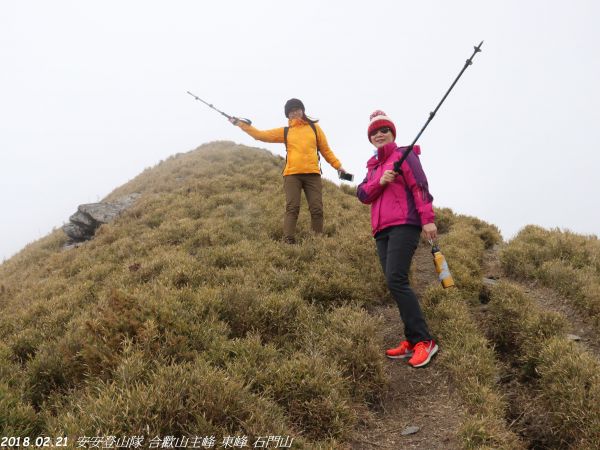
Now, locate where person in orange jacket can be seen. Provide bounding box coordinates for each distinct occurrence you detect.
[230,98,347,244]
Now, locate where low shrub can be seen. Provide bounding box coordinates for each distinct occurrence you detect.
[533,337,600,449]
[0,382,42,436]
[302,306,388,406]
[267,353,356,441]
[483,281,600,448]
[501,225,600,330]
[46,358,298,442]
[459,415,525,450]
[485,282,567,358]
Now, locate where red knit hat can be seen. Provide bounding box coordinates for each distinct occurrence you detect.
[367,110,396,141]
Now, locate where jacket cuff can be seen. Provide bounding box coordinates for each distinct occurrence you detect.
[420,210,435,226]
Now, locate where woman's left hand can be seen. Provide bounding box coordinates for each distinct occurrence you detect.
[422,223,438,241]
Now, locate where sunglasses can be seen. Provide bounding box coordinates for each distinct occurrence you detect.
[370,127,392,137]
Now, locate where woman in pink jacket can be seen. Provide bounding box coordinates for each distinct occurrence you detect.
[357,110,438,368]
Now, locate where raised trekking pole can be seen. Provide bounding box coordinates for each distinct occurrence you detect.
[393,41,483,289]
[393,41,483,174]
[187,91,252,125]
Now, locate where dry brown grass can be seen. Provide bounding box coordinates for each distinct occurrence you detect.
[0,143,386,447]
[483,281,600,448]
[417,213,524,449]
[500,225,600,329]
[4,142,594,449]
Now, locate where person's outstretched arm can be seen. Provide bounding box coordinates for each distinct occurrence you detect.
[231,119,285,143]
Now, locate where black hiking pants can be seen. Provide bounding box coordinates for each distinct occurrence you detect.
[375,225,433,345]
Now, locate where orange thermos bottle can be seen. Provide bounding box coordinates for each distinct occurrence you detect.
[431,242,455,289]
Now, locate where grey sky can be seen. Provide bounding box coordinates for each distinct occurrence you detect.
[1,1,599,261]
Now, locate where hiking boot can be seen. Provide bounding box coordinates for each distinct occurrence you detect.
[385,340,414,359]
[408,340,438,368]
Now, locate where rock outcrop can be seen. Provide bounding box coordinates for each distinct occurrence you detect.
[63,193,141,243]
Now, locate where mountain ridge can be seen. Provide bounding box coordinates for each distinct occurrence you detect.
[1,141,599,449]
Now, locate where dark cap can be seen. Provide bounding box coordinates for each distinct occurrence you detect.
[284,98,305,118]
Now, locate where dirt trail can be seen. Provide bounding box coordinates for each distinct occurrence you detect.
[483,245,600,359]
[351,243,463,450]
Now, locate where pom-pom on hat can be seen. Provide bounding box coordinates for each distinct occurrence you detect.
[284,98,305,118]
[367,110,396,141]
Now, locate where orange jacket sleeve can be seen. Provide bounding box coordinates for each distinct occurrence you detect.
[239,122,285,143]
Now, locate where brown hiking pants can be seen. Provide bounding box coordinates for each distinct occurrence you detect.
[283,174,323,242]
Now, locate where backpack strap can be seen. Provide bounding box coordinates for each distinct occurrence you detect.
[307,122,320,153]
[283,127,289,174]
[308,122,322,173]
[308,121,323,174]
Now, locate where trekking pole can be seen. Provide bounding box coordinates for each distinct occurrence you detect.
[393,41,483,173]
[187,91,252,125]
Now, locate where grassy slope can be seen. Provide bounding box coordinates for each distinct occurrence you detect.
[6,142,594,448]
[0,142,391,448]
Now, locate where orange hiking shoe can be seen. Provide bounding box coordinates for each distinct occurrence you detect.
[385,340,414,359]
[408,340,438,368]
